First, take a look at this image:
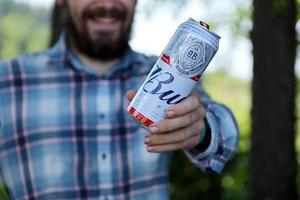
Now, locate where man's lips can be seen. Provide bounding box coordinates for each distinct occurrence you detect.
[87,16,121,32]
[82,3,127,33]
[92,16,116,23]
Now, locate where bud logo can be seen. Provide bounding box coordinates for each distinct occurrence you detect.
[143,65,186,105]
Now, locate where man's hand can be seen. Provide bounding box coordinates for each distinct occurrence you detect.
[126,90,206,153]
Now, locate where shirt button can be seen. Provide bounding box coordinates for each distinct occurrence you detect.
[102,153,107,160]
[99,113,106,119]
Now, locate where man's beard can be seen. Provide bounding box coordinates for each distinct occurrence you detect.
[65,3,133,61]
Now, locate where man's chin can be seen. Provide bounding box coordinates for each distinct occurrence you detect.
[91,31,118,43]
[83,32,128,59]
[81,41,129,61]
[87,20,122,36]
[66,20,131,61]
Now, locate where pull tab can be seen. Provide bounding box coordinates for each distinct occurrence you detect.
[199,21,210,30]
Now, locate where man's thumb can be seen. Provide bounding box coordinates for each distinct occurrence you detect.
[126,90,137,101]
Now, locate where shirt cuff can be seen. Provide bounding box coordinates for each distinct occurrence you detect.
[184,103,239,174]
[184,112,219,161]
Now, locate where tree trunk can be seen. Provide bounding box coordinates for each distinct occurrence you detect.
[250,0,298,199]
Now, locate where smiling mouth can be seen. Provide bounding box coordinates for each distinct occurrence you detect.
[83,4,126,23]
[91,16,118,23]
[83,5,126,32]
[87,15,121,33]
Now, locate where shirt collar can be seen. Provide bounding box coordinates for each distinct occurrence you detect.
[47,34,145,77]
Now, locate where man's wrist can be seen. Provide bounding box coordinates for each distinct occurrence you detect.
[198,118,207,143]
[192,117,211,154]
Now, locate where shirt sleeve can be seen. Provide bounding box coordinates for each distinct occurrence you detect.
[184,81,239,174]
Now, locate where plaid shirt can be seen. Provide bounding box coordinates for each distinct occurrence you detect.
[0,36,239,200]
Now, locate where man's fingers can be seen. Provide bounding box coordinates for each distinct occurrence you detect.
[146,120,204,145]
[149,109,203,134]
[165,92,201,118]
[126,90,137,101]
[146,135,199,153]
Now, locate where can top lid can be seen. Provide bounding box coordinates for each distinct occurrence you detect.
[188,18,221,39]
[182,18,220,50]
[199,21,210,30]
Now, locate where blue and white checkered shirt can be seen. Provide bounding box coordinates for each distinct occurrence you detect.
[0,36,239,200]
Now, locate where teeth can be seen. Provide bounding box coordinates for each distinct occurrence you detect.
[92,16,115,23]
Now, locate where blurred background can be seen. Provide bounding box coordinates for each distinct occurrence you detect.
[0,0,299,199]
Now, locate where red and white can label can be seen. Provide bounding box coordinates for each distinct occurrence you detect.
[128,58,196,125]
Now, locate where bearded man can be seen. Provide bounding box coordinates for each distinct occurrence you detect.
[0,0,238,199]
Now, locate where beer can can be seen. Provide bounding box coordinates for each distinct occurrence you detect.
[127,18,220,129]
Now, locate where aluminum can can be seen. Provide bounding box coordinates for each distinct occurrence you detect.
[127,18,220,129]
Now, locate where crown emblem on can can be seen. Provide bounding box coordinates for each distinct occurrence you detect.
[175,37,207,78]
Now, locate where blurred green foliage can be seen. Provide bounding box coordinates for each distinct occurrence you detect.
[170,72,251,200]
[0,0,50,59]
[0,184,9,200]
[170,71,300,199]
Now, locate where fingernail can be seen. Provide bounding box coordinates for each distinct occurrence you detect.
[144,136,151,144]
[147,146,154,152]
[149,125,159,133]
